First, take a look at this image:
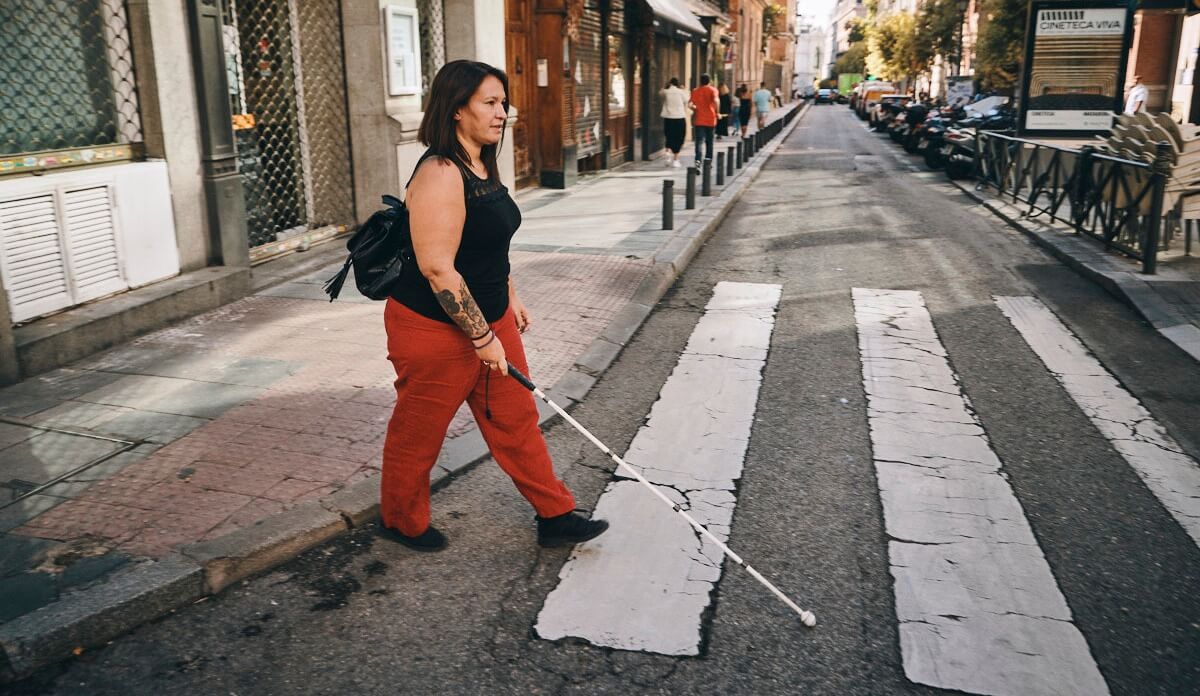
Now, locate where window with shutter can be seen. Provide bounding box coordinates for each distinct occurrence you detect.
[62,186,125,302]
[0,194,72,322]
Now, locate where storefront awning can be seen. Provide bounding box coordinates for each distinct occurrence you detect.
[645,0,708,36]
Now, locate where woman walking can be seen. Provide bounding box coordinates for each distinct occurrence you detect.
[735,84,752,137]
[660,77,688,167]
[380,60,609,552]
[716,84,732,138]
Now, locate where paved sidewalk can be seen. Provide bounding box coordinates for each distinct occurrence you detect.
[950,179,1200,363]
[0,103,806,680]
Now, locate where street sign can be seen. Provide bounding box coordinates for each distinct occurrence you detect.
[1017,0,1136,137]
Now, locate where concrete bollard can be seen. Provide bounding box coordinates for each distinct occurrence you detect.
[662,179,674,230]
[686,166,696,210]
[715,152,725,186]
[702,158,712,196]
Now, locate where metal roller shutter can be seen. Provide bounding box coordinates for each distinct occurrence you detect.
[575,3,604,158]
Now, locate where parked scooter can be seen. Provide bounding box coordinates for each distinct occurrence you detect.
[941,104,1017,179]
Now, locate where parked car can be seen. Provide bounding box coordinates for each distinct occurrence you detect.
[815,88,834,104]
[869,95,909,131]
[855,83,897,119]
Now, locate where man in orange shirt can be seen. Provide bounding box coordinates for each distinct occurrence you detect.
[689,74,719,168]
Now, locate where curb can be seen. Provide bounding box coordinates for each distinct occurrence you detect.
[949,179,1200,363]
[0,103,811,683]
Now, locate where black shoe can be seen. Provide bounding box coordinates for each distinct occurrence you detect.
[536,511,609,548]
[378,522,447,552]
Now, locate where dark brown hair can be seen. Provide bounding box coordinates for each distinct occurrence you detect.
[418,60,509,180]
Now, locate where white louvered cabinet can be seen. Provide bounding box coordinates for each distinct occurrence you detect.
[0,185,126,323]
[0,161,179,325]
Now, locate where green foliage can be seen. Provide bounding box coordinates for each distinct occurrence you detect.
[976,0,1029,91]
[846,17,867,44]
[834,43,868,76]
[915,0,962,67]
[819,78,838,89]
[762,3,786,35]
[867,12,926,82]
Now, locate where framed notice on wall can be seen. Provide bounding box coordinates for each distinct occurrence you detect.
[385,5,421,96]
[1018,0,1135,137]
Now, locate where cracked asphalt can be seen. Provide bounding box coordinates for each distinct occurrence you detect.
[13,105,1200,696]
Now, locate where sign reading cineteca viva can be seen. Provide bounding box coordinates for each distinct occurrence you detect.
[1018,0,1136,137]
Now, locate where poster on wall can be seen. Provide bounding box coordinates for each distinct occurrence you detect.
[945,76,974,108]
[385,6,422,96]
[1018,0,1135,136]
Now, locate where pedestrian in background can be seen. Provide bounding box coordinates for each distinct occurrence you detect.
[660,77,688,168]
[753,82,772,129]
[736,84,752,137]
[729,90,741,135]
[773,86,783,108]
[690,74,719,167]
[380,59,609,552]
[717,84,732,139]
[1124,75,1148,115]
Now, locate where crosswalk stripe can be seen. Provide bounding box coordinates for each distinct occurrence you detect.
[853,288,1109,696]
[996,295,1200,548]
[535,281,782,656]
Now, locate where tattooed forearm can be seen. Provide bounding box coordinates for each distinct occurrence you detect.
[436,279,490,339]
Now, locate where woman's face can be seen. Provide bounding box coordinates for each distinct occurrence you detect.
[456,75,507,147]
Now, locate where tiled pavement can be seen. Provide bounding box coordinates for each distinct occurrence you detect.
[0,104,803,626]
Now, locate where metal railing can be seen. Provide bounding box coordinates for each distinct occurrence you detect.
[975,132,1172,273]
[0,0,143,171]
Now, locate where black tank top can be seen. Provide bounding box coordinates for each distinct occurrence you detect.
[390,151,521,324]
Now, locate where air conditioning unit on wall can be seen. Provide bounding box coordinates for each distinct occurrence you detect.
[0,161,180,324]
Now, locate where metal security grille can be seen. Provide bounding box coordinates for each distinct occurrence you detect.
[0,0,142,158]
[575,3,604,159]
[226,0,307,246]
[294,0,354,229]
[224,0,354,249]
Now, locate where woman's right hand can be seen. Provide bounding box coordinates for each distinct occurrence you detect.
[475,334,508,376]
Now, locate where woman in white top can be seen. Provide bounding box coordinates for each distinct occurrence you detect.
[660,77,689,167]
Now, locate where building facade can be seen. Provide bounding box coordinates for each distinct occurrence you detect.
[0,0,511,383]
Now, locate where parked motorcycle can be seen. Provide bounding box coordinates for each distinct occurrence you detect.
[941,105,1017,179]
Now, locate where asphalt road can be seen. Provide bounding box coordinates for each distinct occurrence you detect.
[14,104,1200,696]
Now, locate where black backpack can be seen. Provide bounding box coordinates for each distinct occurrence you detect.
[323,194,414,301]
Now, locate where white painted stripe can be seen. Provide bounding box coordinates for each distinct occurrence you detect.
[535,281,781,656]
[853,288,1108,696]
[996,296,1200,547]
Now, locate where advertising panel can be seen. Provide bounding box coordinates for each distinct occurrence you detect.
[945,76,974,108]
[1018,0,1135,137]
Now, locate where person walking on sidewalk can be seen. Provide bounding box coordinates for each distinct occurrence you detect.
[660,77,688,168]
[690,74,719,168]
[1124,75,1148,115]
[736,84,752,137]
[380,60,609,552]
[717,84,732,139]
[753,82,772,130]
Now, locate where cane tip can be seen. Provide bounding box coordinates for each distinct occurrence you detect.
[800,611,817,627]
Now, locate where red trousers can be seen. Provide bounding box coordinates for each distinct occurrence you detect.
[381,299,576,536]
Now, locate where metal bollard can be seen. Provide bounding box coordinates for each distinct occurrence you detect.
[686,166,696,209]
[716,152,725,185]
[735,141,743,167]
[726,145,734,176]
[744,136,753,158]
[662,179,674,230]
[702,158,712,196]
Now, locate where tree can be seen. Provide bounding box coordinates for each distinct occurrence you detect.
[762,3,786,50]
[976,0,1029,91]
[867,12,925,83]
[846,17,868,44]
[834,43,867,76]
[914,0,961,69]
